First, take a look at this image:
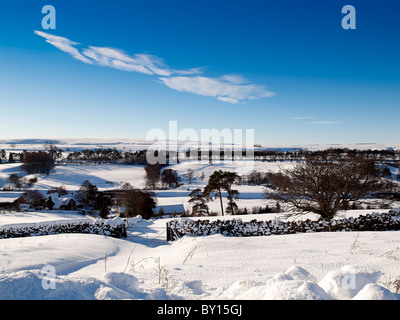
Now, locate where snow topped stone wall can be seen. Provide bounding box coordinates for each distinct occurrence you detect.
[167,210,400,241]
[0,216,141,239]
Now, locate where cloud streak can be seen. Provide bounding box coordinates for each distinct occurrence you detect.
[159,75,274,103]
[35,30,274,104]
[309,121,342,125]
[34,30,92,64]
[291,116,342,125]
[291,116,315,120]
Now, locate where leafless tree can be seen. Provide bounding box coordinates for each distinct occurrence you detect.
[266,152,396,220]
[22,151,54,175]
[23,190,45,208]
[120,188,156,219]
[145,163,161,190]
[187,169,194,184]
[161,168,179,188]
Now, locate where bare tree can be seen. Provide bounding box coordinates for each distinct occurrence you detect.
[161,168,179,188]
[76,180,98,207]
[187,169,194,184]
[120,189,156,219]
[145,164,161,190]
[22,190,45,209]
[8,174,23,190]
[266,152,396,220]
[22,151,54,175]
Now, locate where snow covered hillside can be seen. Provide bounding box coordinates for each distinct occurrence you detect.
[0,159,295,214]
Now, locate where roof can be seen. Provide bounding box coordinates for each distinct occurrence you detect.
[50,196,78,209]
[0,192,25,204]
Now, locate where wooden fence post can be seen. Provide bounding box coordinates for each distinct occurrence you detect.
[166,222,172,241]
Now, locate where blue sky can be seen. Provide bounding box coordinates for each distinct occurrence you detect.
[0,0,399,145]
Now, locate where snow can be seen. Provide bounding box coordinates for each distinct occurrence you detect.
[259,267,333,300]
[318,265,382,299]
[0,140,400,300]
[0,191,25,204]
[1,215,399,300]
[352,283,398,300]
[0,234,121,275]
[0,269,168,300]
[0,163,147,192]
[34,164,147,191]
[0,211,92,230]
[1,138,399,154]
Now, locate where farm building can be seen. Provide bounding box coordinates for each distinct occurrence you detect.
[0,192,25,210]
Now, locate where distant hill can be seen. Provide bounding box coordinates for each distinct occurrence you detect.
[0,138,399,153]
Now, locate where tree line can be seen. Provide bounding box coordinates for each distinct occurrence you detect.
[2,146,400,166]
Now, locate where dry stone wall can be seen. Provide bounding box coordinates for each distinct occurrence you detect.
[167,210,400,241]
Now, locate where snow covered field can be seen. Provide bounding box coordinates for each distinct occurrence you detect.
[0,159,292,214]
[1,139,400,300]
[0,211,400,300]
[0,162,147,191]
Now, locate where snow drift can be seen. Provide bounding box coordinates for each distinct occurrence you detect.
[0,265,398,300]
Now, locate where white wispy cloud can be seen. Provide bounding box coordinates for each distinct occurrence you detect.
[217,96,241,104]
[309,120,342,124]
[291,116,342,125]
[159,75,274,103]
[34,30,92,64]
[81,46,158,75]
[291,116,315,120]
[35,31,274,104]
[35,30,198,77]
